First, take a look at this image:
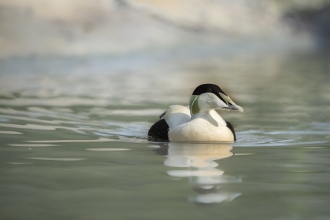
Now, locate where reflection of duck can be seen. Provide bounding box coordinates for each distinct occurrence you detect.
[163,142,241,204]
[148,84,243,142]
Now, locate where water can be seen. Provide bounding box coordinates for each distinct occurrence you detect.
[0,50,330,220]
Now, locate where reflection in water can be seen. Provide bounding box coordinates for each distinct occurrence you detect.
[161,143,241,204]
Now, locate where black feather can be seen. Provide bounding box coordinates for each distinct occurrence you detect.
[192,84,228,104]
[225,121,236,141]
[148,119,169,142]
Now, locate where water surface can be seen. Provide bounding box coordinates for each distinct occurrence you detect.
[0,51,330,220]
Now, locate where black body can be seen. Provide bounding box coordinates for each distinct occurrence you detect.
[148,119,169,142]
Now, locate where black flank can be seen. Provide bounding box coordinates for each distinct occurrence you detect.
[225,121,236,141]
[148,119,169,142]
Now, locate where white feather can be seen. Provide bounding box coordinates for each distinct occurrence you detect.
[163,105,190,129]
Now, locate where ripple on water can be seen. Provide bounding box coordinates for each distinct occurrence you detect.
[88,108,164,116]
[86,148,131,151]
[0,115,60,124]
[0,131,23,134]
[26,137,113,143]
[26,157,86,161]
[234,153,254,156]
[0,123,56,130]
[9,144,57,147]
[7,162,32,165]
[0,103,329,147]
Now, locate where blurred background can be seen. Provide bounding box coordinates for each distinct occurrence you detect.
[0,0,330,59]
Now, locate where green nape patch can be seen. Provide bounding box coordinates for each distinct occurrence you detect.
[189,95,200,115]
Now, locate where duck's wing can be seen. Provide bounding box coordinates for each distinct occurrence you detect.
[225,121,236,141]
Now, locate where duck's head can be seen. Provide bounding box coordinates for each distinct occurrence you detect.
[189,84,243,115]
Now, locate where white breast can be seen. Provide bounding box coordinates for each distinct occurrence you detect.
[168,110,234,142]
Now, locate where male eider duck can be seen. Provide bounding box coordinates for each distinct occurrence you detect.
[148,84,243,142]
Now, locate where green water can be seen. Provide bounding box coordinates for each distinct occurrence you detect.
[0,51,330,220]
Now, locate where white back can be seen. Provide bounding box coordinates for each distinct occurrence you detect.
[163,105,191,129]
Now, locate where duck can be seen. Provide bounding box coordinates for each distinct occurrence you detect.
[148,84,243,142]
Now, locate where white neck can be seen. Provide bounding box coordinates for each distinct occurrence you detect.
[191,110,226,127]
